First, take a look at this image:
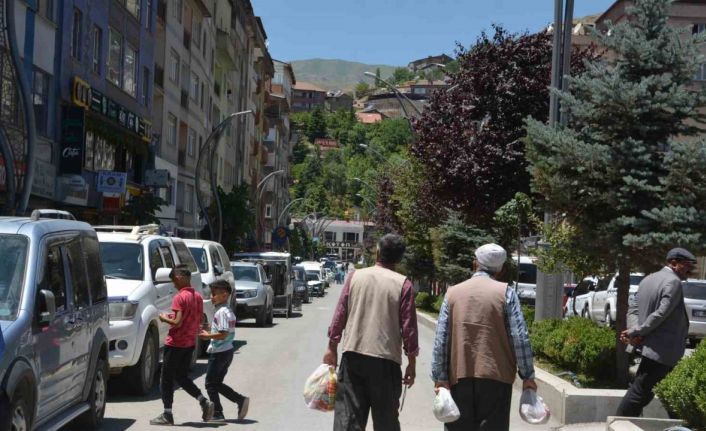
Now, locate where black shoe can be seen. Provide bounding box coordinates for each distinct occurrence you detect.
[150,412,174,426]
[238,397,250,420]
[211,412,226,422]
[200,399,215,422]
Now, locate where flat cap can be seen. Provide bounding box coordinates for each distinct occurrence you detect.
[666,247,697,263]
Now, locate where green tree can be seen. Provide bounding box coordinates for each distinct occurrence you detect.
[354,81,371,98]
[120,192,166,225]
[306,106,327,142]
[207,185,254,254]
[390,67,414,85]
[525,0,706,382]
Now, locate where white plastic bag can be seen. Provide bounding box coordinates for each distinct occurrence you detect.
[432,387,461,423]
[303,364,337,412]
[519,389,550,424]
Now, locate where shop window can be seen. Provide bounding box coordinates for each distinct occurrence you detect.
[32,69,50,137]
[123,43,138,97]
[325,231,336,242]
[92,26,102,74]
[108,28,123,87]
[71,8,82,60]
[343,232,359,243]
[84,132,115,171]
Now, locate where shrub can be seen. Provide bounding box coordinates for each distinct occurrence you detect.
[414,292,434,310]
[530,317,615,380]
[433,294,445,313]
[521,305,534,327]
[655,341,706,428]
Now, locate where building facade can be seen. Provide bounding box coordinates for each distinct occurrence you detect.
[291,81,326,112]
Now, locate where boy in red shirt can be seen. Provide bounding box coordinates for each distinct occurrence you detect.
[151,265,214,425]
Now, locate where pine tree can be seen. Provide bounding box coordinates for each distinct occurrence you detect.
[525,0,706,382]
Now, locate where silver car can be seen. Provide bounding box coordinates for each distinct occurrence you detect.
[0,215,109,430]
[231,262,274,327]
[683,280,706,345]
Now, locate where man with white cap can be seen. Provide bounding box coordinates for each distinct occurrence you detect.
[431,243,536,430]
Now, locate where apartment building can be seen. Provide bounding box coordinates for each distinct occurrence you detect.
[292,82,326,112]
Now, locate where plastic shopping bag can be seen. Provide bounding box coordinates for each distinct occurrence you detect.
[432,387,461,423]
[519,389,550,424]
[303,364,337,412]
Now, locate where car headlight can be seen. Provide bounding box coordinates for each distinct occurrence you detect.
[109,301,139,321]
[239,289,258,298]
[201,283,212,300]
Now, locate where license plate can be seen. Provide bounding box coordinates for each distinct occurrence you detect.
[693,310,706,318]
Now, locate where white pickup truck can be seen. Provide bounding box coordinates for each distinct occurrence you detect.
[590,273,644,327]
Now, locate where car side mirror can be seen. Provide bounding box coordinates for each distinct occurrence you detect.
[155,267,172,283]
[214,264,224,276]
[38,289,56,327]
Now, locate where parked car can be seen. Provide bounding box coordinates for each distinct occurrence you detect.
[683,279,706,346]
[0,214,109,430]
[95,225,205,394]
[230,261,274,327]
[301,261,325,296]
[292,265,309,304]
[564,277,601,318]
[512,256,538,305]
[590,273,645,326]
[185,239,235,339]
[233,252,294,317]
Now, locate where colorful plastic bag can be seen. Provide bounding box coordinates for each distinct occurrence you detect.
[433,387,461,423]
[519,389,550,424]
[303,364,337,412]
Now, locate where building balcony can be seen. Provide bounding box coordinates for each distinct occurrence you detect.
[216,29,237,70]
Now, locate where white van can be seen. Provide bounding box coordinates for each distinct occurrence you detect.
[512,256,538,305]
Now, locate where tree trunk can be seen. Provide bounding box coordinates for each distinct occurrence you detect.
[615,261,631,386]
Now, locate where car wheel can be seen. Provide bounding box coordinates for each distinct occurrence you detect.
[4,385,30,431]
[256,302,267,327]
[287,295,293,317]
[126,328,158,395]
[605,310,614,327]
[77,358,108,428]
[266,301,274,325]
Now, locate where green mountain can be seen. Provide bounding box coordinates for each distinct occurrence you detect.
[290,58,399,92]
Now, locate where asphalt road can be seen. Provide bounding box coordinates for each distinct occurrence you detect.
[64,282,558,430]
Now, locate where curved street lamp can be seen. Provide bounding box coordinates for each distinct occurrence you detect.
[276,197,304,226]
[355,193,376,210]
[364,71,422,118]
[353,177,375,193]
[195,110,252,242]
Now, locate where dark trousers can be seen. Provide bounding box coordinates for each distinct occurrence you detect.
[161,346,203,409]
[206,349,245,413]
[334,351,403,431]
[617,357,673,417]
[446,378,512,431]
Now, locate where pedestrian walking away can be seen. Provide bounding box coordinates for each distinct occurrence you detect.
[150,265,215,425]
[323,234,419,431]
[199,280,250,422]
[431,243,537,431]
[617,247,696,417]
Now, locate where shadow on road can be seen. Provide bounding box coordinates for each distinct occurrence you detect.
[64,417,136,431]
[226,419,258,425]
[236,321,279,328]
[278,312,303,319]
[178,421,225,428]
[233,339,247,352]
[107,361,209,402]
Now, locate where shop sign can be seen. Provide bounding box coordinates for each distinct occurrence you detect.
[272,226,289,247]
[60,105,85,175]
[73,77,152,142]
[96,171,127,194]
[144,169,170,187]
[102,195,121,214]
[325,241,357,248]
[32,159,56,199]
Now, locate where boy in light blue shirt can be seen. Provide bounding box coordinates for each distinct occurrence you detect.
[199,280,249,422]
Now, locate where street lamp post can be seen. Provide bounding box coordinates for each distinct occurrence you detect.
[353,177,376,195]
[195,110,252,242]
[276,197,304,226]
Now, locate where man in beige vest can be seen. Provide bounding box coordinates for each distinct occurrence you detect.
[431,243,536,431]
[324,234,419,431]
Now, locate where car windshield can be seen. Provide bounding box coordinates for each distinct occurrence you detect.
[684,282,706,300]
[0,235,29,321]
[189,247,208,273]
[518,263,537,284]
[99,243,144,280]
[306,272,320,281]
[293,269,306,281]
[233,266,260,282]
[630,275,645,286]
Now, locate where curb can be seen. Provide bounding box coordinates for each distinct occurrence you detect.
[416,310,438,331]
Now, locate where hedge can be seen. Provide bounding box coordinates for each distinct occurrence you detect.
[654,341,706,428]
[415,292,435,310]
[530,317,616,380]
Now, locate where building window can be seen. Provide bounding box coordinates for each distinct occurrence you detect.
[37,0,54,21]
[71,8,82,60]
[32,69,50,137]
[325,231,336,242]
[265,204,272,219]
[108,28,123,87]
[172,0,182,23]
[187,128,196,157]
[85,131,115,171]
[92,26,102,74]
[169,50,179,83]
[343,232,359,243]
[125,0,140,21]
[695,63,706,81]
[185,184,194,213]
[190,72,199,101]
[693,24,706,34]
[192,19,201,51]
[167,113,177,146]
[123,43,138,97]
[142,67,150,106]
[145,0,152,30]
[200,82,205,109]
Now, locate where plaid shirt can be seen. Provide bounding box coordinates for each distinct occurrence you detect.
[431,272,535,383]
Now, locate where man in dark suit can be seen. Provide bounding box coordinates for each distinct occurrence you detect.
[617,247,696,417]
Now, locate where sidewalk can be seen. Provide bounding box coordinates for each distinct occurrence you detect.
[417,311,603,431]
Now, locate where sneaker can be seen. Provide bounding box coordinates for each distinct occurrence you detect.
[200,399,215,422]
[150,412,174,426]
[238,397,250,420]
[211,412,226,422]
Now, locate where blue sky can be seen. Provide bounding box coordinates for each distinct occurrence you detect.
[254,0,617,66]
